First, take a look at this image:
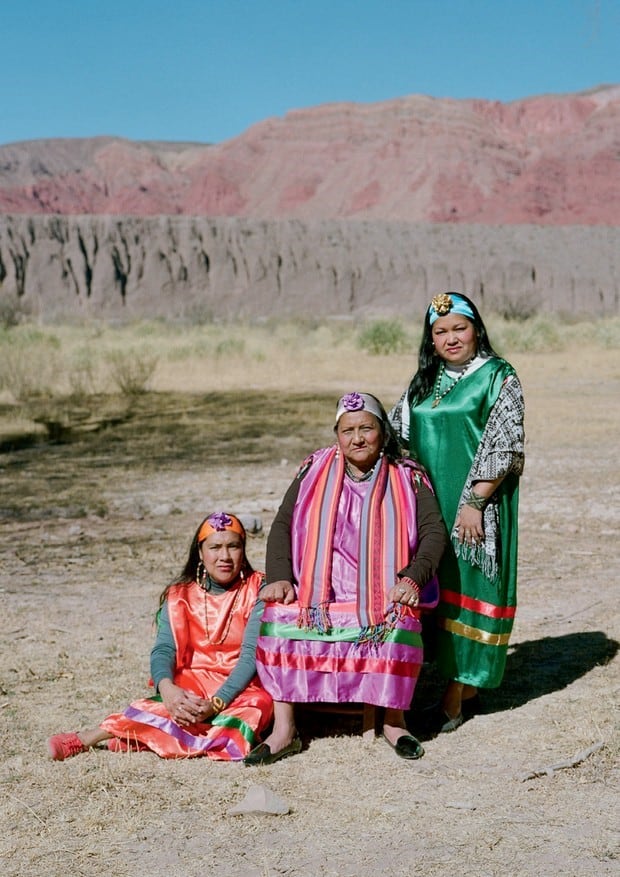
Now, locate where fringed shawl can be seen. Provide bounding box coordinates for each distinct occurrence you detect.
[292,446,414,643]
[450,371,524,584]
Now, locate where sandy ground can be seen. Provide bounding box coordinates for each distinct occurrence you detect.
[0,346,618,877]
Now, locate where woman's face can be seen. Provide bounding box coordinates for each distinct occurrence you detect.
[431,313,478,366]
[199,530,245,585]
[336,411,383,474]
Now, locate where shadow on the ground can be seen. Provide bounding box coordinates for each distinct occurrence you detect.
[278,631,618,745]
[0,390,335,519]
[407,630,618,739]
[488,630,618,710]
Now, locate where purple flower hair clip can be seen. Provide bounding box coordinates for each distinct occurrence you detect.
[335,392,384,426]
[207,512,233,531]
[341,392,365,412]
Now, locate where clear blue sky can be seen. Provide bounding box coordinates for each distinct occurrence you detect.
[2,0,618,146]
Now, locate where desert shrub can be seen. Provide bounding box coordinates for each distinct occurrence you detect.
[492,291,540,322]
[185,303,215,326]
[0,331,62,399]
[288,315,324,333]
[492,315,562,352]
[569,316,620,349]
[107,349,158,396]
[357,320,409,355]
[215,337,244,357]
[67,348,103,398]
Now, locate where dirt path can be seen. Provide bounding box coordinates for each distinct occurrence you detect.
[1,348,618,876]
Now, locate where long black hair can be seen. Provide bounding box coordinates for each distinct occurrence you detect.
[157,514,254,609]
[407,292,499,406]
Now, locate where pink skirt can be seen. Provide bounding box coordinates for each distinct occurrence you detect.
[256,601,423,709]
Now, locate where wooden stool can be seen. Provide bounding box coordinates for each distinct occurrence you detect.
[297,702,380,740]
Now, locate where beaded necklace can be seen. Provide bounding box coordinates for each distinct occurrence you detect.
[344,449,385,482]
[345,461,376,482]
[200,577,243,645]
[432,360,473,408]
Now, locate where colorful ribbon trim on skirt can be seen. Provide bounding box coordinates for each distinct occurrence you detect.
[293,447,411,642]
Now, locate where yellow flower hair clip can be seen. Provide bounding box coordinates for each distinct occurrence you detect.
[430,293,453,316]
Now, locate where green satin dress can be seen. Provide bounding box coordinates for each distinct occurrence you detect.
[409,357,521,688]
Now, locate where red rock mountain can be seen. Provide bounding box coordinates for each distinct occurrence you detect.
[1,87,619,224]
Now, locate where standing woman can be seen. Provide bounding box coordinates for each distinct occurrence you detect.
[390,293,525,731]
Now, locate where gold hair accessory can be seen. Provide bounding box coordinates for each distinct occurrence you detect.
[430,293,453,315]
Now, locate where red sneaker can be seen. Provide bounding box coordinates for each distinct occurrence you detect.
[47,732,87,761]
[108,737,150,753]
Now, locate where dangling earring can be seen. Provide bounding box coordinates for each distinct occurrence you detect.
[196,560,207,589]
[240,567,246,582]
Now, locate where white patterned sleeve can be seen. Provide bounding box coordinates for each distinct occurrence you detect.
[470,374,525,481]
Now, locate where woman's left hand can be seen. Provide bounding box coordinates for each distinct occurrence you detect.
[455,505,484,545]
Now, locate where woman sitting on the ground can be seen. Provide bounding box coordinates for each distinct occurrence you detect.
[244,392,447,765]
[48,512,273,760]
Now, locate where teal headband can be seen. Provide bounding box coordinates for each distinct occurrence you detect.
[428,293,475,325]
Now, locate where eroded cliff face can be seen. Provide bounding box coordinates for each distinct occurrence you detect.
[1,88,618,319]
[1,215,617,321]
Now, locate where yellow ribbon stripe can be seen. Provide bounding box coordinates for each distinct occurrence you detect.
[441,617,511,646]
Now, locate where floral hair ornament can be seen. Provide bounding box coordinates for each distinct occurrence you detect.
[197,512,246,543]
[335,392,384,425]
[428,292,476,325]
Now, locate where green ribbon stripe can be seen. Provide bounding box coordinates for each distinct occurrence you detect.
[146,696,256,743]
[260,620,422,646]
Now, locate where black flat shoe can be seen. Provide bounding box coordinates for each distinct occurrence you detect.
[243,736,302,766]
[384,733,424,760]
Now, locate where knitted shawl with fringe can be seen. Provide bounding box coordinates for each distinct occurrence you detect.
[292,446,414,643]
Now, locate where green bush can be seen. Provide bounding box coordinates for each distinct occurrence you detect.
[357,320,409,355]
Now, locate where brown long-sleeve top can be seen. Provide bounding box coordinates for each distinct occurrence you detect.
[266,462,448,589]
